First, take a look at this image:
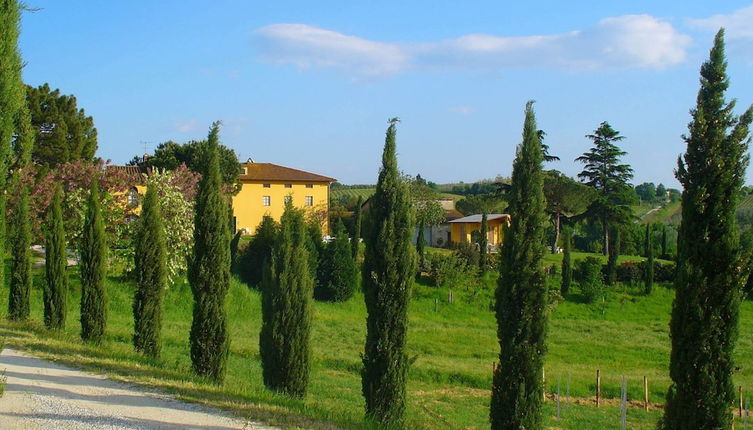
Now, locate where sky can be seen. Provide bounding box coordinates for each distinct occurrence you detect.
[17,1,753,187]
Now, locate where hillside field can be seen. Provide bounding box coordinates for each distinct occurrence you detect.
[1,254,752,429]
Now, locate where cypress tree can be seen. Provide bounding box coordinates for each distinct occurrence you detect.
[644,224,654,295]
[259,201,313,397]
[237,216,278,287]
[189,122,231,382]
[315,219,357,302]
[662,29,753,430]
[8,105,33,321]
[362,118,416,427]
[560,229,572,296]
[80,181,108,343]
[661,223,668,259]
[491,101,548,430]
[479,212,488,270]
[133,184,167,358]
[352,195,363,259]
[0,1,25,310]
[44,185,67,330]
[606,228,620,286]
[415,220,425,265]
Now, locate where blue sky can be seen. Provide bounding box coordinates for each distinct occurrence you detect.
[17,1,753,187]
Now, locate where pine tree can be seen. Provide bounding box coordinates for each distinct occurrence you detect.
[479,212,488,270]
[189,122,231,382]
[133,184,167,358]
[606,228,620,286]
[0,1,25,310]
[80,181,108,343]
[315,219,357,302]
[44,185,67,330]
[8,105,33,321]
[644,224,654,296]
[352,195,363,259]
[662,29,753,430]
[491,101,548,430]
[561,229,572,296]
[362,118,416,427]
[576,122,634,255]
[259,201,313,397]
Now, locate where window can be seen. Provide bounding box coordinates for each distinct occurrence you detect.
[284,184,292,188]
[241,167,248,175]
[263,196,271,206]
[127,188,140,207]
[305,184,313,189]
[284,195,292,205]
[305,196,313,207]
[263,183,271,188]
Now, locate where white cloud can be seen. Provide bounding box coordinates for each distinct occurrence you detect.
[688,5,753,39]
[173,119,198,133]
[254,15,690,76]
[448,106,474,115]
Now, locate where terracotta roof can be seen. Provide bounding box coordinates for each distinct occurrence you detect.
[448,214,510,224]
[241,162,336,183]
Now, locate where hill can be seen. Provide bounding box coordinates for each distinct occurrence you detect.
[1,256,752,429]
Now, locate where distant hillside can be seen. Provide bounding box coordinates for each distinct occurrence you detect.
[331,187,463,203]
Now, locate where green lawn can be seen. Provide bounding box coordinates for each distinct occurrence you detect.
[0,256,751,429]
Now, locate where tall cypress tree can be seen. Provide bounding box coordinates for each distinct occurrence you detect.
[415,220,426,265]
[133,184,167,358]
[352,195,363,259]
[606,228,620,286]
[189,122,231,382]
[662,29,753,430]
[44,185,67,330]
[362,118,416,427]
[8,105,33,321]
[560,229,572,296]
[0,1,25,309]
[644,224,654,295]
[491,101,548,430]
[80,181,108,343]
[259,201,313,397]
[661,224,668,259]
[479,212,488,270]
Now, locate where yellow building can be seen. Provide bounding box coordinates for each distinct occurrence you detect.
[449,214,511,250]
[232,161,336,235]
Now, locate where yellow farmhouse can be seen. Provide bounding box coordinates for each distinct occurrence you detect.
[449,214,511,250]
[232,161,336,235]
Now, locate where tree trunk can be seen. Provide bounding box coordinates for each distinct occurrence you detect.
[603,219,609,256]
[552,212,561,254]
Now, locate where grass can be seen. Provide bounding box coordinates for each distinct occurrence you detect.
[1,257,752,429]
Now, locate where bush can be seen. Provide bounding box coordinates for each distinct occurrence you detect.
[452,241,480,268]
[578,257,606,304]
[615,260,676,284]
[428,252,478,291]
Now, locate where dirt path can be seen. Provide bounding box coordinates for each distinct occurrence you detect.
[0,347,274,429]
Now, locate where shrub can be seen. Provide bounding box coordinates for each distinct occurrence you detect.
[428,252,478,291]
[578,257,606,304]
[453,241,480,268]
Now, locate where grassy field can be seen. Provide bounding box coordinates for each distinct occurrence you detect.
[1,255,752,429]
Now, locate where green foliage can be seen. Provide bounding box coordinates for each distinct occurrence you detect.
[491,101,548,430]
[362,118,416,427]
[428,252,479,292]
[80,181,108,343]
[0,0,25,316]
[605,228,619,286]
[663,30,753,429]
[133,185,167,358]
[134,139,241,192]
[315,220,357,302]
[44,185,67,330]
[478,213,488,270]
[306,220,325,290]
[236,216,278,288]
[543,169,595,252]
[644,225,654,295]
[25,83,97,169]
[578,257,606,304]
[189,122,231,382]
[260,201,313,397]
[576,121,635,255]
[561,230,573,295]
[352,196,362,259]
[455,194,505,216]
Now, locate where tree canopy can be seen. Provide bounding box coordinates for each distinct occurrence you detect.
[26,83,97,169]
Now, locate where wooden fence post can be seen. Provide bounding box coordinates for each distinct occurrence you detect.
[644,376,649,411]
[740,386,744,418]
[542,368,546,401]
[596,369,601,408]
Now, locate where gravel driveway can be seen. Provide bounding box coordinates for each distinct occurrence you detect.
[0,347,275,429]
